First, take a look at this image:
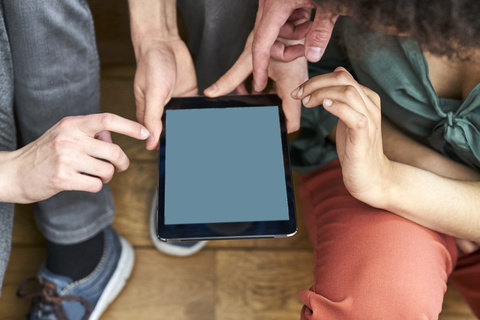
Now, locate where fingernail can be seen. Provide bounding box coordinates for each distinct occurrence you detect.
[253,81,262,92]
[140,127,150,139]
[303,95,311,104]
[205,84,217,95]
[291,87,299,97]
[323,99,333,107]
[306,47,323,62]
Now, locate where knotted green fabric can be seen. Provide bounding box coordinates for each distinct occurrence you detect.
[291,19,480,173]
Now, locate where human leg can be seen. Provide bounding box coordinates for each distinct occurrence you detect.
[2,0,133,316]
[3,0,114,244]
[298,160,458,319]
[0,1,16,292]
[177,0,258,91]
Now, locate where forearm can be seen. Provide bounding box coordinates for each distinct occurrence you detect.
[0,150,21,203]
[378,118,480,241]
[383,161,480,242]
[128,0,179,54]
[382,118,480,181]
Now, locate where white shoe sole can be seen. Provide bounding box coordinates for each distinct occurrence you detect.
[89,236,134,320]
[150,192,208,256]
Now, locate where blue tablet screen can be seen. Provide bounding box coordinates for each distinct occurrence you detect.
[164,106,289,225]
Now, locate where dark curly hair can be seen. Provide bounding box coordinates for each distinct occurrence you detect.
[313,0,480,59]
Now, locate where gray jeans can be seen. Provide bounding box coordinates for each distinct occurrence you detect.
[0,0,114,290]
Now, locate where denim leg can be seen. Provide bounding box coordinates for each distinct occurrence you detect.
[2,0,114,244]
[0,1,16,293]
[177,0,258,92]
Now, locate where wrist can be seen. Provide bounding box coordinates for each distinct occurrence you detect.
[0,150,23,203]
[129,0,180,53]
[354,157,397,210]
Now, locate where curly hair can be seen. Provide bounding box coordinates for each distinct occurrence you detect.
[313,0,480,59]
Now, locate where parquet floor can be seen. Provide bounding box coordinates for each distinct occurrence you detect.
[0,66,476,320]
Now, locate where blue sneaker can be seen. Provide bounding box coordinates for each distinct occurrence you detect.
[150,191,207,256]
[17,226,134,320]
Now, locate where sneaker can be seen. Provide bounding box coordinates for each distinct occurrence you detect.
[150,190,208,256]
[17,226,134,320]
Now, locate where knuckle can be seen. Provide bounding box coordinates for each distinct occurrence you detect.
[57,116,76,129]
[109,144,124,162]
[308,28,332,45]
[372,92,381,106]
[356,114,368,130]
[102,163,115,180]
[50,135,67,151]
[334,70,352,84]
[54,152,70,168]
[99,113,114,129]
[51,168,69,191]
[342,85,358,99]
[89,180,103,193]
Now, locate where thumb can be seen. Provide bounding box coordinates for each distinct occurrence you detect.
[304,9,339,62]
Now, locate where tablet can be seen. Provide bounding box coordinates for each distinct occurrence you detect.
[155,94,297,241]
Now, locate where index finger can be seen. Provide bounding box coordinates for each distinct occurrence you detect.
[80,113,150,140]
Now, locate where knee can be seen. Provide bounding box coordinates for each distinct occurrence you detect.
[300,281,443,320]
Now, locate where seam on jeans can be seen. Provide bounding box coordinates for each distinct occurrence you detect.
[300,176,320,296]
[35,208,114,244]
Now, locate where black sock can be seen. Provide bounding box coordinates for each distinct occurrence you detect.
[45,229,105,281]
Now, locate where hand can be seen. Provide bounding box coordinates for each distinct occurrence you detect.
[456,238,480,254]
[455,238,480,254]
[134,39,197,150]
[204,31,308,133]
[292,67,391,206]
[3,113,149,203]
[252,0,339,92]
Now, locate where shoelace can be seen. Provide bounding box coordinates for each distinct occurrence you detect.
[17,277,92,320]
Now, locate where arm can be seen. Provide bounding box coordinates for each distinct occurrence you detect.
[293,68,480,243]
[0,114,149,204]
[129,0,197,150]
[204,29,308,133]
[381,118,480,181]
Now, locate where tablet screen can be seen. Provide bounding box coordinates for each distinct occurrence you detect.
[164,106,289,225]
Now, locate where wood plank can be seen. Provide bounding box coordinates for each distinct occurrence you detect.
[103,248,215,320]
[215,250,314,320]
[11,204,45,246]
[0,247,215,320]
[440,283,476,319]
[0,247,46,319]
[110,162,158,247]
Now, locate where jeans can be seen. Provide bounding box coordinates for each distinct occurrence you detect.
[0,0,114,291]
[177,0,257,91]
[299,160,480,319]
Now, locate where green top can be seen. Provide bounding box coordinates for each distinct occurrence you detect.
[290,19,480,173]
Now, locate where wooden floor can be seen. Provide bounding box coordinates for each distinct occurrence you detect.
[0,65,476,319]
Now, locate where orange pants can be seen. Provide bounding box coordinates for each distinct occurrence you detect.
[298,160,480,319]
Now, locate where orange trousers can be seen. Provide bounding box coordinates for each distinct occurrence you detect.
[298,160,480,319]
